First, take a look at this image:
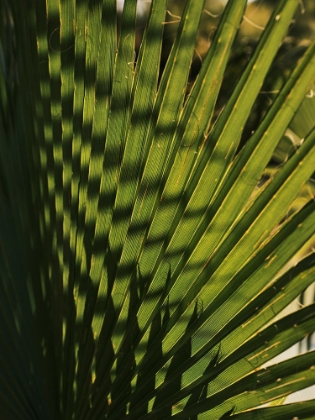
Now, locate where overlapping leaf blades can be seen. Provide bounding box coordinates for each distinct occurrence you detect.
[1,0,315,418]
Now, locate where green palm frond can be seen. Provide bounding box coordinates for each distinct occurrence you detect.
[1,0,315,418]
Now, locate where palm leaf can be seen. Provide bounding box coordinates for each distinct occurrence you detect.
[1,0,315,418]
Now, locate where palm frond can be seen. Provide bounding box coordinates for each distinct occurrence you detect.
[1,0,315,418]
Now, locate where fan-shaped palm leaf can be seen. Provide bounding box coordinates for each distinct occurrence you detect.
[1,0,315,418]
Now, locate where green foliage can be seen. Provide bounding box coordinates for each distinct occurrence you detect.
[0,0,315,418]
